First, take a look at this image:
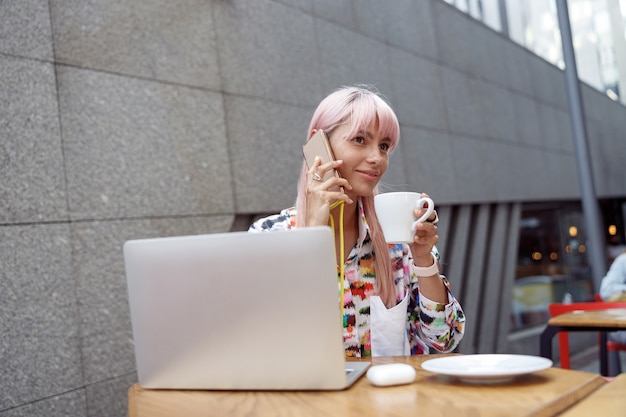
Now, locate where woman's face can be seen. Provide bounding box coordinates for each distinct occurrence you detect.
[328,121,391,200]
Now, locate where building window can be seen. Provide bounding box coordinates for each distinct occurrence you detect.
[511,198,626,331]
[512,202,593,330]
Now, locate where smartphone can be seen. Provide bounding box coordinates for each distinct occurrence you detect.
[302,129,341,183]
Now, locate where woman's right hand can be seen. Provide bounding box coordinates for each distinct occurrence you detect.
[305,156,353,226]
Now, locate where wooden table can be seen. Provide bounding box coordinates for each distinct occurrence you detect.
[539,308,626,376]
[558,373,626,416]
[128,355,606,417]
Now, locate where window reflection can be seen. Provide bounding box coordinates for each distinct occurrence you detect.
[512,202,594,330]
[440,0,625,103]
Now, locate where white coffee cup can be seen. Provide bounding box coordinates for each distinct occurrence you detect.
[374,192,435,244]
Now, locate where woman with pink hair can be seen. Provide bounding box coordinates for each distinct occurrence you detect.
[250,85,465,357]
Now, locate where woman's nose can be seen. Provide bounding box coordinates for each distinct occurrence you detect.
[366,146,383,163]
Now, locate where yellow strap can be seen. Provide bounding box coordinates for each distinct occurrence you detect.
[328,200,345,324]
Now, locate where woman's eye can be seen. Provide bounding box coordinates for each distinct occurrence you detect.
[380,143,390,152]
[353,136,365,144]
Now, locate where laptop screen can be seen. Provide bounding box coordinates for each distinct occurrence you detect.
[124,226,365,390]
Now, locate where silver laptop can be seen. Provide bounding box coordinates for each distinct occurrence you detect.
[123,226,369,390]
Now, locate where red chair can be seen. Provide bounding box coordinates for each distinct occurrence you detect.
[548,300,626,369]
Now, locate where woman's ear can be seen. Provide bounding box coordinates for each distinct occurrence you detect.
[308,129,317,139]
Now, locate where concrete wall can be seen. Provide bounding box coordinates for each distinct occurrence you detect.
[1,1,625,416]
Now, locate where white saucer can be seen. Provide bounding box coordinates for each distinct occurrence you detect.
[421,354,553,384]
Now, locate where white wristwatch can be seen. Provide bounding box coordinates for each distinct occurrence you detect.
[413,252,439,277]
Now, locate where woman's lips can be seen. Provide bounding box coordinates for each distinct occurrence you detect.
[356,170,379,180]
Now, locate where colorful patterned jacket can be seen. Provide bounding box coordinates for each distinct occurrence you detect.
[249,199,465,357]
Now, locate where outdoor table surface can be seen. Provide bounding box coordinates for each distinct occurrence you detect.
[558,373,626,416]
[547,308,626,327]
[540,308,626,376]
[128,354,606,417]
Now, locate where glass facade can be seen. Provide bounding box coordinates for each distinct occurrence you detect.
[442,0,626,103]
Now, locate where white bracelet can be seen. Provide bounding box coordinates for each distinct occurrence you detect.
[413,252,439,277]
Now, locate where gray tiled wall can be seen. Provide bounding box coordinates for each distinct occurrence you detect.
[2,0,626,416]
[57,67,232,220]
[0,56,67,224]
[0,0,54,61]
[1,224,81,410]
[50,0,222,89]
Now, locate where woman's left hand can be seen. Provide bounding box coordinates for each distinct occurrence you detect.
[408,195,439,267]
[409,198,447,302]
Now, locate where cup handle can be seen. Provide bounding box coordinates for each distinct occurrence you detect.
[411,197,435,232]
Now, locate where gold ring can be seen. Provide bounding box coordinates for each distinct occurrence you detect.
[313,172,323,182]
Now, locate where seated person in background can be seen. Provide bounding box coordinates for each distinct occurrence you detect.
[599,249,626,344]
[600,249,626,302]
[249,85,465,357]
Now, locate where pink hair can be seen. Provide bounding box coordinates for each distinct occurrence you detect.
[296,85,400,307]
